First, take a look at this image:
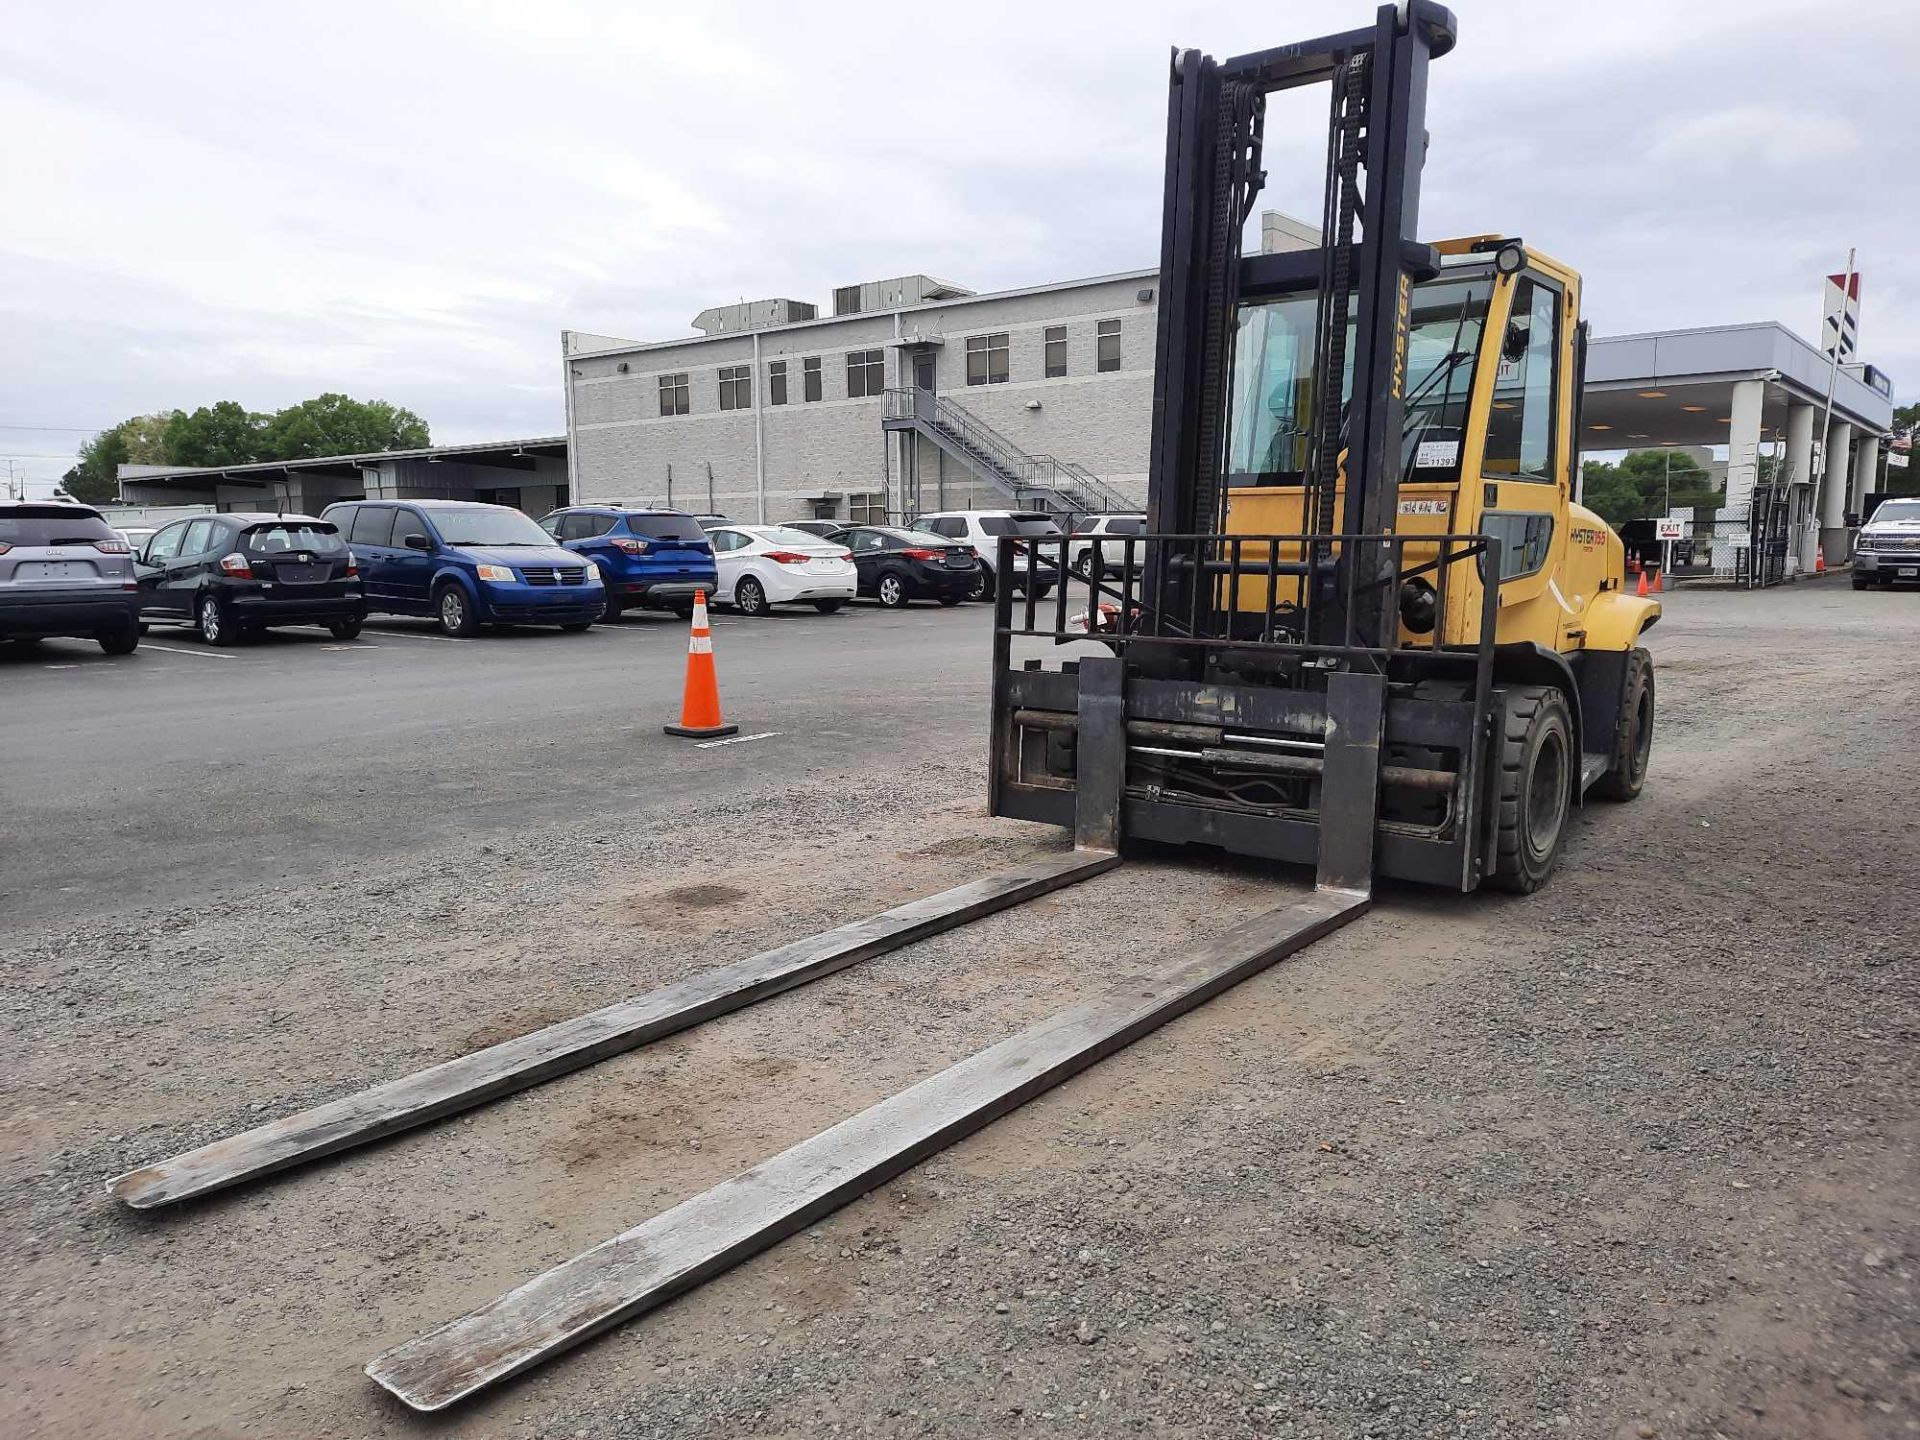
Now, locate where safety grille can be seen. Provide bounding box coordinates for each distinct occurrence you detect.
[520,565,589,586]
[1868,534,1920,552]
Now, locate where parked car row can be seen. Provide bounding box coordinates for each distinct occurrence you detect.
[2,498,1149,653]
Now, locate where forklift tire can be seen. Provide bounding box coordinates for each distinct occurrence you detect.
[1488,684,1573,895]
[1592,647,1654,802]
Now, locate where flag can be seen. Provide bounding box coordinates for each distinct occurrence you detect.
[1822,270,1860,360]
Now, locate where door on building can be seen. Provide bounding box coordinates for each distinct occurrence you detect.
[912,352,936,394]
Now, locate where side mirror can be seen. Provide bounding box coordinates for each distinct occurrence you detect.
[1502,322,1530,364]
[404,533,432,552]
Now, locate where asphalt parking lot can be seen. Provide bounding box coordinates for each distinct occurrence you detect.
[4,580,1917,1440]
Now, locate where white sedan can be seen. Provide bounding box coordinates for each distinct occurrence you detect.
[707,525,858,616]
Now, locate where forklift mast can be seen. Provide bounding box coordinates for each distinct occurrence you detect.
[1147,2,1457,662]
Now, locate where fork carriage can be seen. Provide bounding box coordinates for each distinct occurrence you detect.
[989,528,1533,892]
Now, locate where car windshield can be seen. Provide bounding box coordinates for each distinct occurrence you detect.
[625,513,708,541]
[1229,274,1491,484]
[0,509,116,547]
[243,522,345,553]
[979,516,1063,536]
[429,507,555,546]
[1869,500,1920,525]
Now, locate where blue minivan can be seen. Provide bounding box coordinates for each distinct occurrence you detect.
[538,506,718,621]
[318,499,604,636]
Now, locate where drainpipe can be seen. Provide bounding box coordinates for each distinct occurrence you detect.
[560,332,580,506]
[752,331,767,523]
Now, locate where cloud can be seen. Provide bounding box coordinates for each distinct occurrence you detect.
[1,0,1914,495]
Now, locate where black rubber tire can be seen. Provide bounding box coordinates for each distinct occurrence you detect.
[1852,571,1872,590]
[672,604,696,621]
[97,621,140,655]
[1592,647,1654,801]
[812,600,845,614]
[600,600,624,624]
[1486,684,1574,895]
[734,576,769,617]
[937,595,963,607]
[435,583,479,637]
[1028,583,1054,601]
[198,593,237,647]
[327,617,364,641]
[969,564,995,602]
[876,574,909,609]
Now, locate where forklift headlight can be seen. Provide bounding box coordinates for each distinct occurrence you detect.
[1398,577,1438,634]
[1494,242,1525,275]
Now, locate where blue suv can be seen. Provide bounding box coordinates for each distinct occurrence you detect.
[539,506,718,621]
[318,499,604,636]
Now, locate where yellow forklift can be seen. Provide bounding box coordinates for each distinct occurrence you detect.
[990,7,1659,895]
[117,5,1662,1409]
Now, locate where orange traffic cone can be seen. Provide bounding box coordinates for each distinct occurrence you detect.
[1651,567,1664,594]
[664,590,738,739]
[1636,568,1650,597]
[1815,546,1827,574]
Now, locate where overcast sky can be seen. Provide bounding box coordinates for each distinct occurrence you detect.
[2,0,1913,495]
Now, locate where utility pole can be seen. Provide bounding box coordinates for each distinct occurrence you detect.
[1815,247,1855,543]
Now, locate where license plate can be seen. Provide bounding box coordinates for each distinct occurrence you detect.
[15,559,95,581]
[277,563,329,583]
[809,557,838,569]
[1899,567,1917,578]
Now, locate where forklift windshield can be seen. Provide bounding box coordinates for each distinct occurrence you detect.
[1228,274,1492,486]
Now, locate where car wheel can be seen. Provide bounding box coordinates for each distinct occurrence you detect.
[734,575,769,617]
[877,574,909,609]
[1592,648,1654,801]
[1029,583,1054,601]
[560,620,594,633]
[97,620,140,655]
[327,617,364,641]
[1071,551,1093,579]
[969,564,995,602]
[435,583,479,637]
[1486,685,1573,894]
[599,599,624,624]
[813,599,845,614]
[198,593,237,646]
[672,603,696,621]
[937,595,963,607]
[1851,571,1871,590]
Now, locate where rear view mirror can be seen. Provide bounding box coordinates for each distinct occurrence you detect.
[404,533,432,552]
[1502,322,1530,364]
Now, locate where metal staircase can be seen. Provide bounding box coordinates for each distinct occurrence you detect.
[882,388,1133,518]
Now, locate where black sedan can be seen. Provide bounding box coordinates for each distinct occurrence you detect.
[835,526,978,607]
[134,513,366,645]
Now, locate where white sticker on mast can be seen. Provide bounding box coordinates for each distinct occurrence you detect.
[1822,270,1861,360]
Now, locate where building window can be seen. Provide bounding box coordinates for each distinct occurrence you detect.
[803,356,823,402]
[718,365,751,411]
[1097,319,1121,372]
[849,491,887,524]
[846,349,885,398]
[966,333,1010,386]
[1044,326,1067,378]
[768,360,788,406]
[658,372,690,417]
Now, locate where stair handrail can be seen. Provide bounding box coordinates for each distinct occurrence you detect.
[883,388,1133,514]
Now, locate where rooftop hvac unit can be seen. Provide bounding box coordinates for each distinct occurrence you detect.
[689,297,820,335]
[831,275,975,316]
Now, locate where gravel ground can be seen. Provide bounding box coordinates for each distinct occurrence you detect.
[3,579,1915,1440]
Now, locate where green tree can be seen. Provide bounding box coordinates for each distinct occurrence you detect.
[1580,449,1719,527]
[61,428,130,506]
[164,401,266,467]
[258,393,429,461]
[119,411,182,465]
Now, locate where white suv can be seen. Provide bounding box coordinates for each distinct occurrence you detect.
[1066,513,1147,577]
[914,511,1063,601]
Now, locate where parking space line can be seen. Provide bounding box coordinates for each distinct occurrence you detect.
[358,627,466,643]
[139,643,240,661]
[696,730,780,749]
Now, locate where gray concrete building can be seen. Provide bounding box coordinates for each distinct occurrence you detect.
[564,266,1163,526]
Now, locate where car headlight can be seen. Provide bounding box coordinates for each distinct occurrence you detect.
[475,564,516,583]
[580,566,603,586]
